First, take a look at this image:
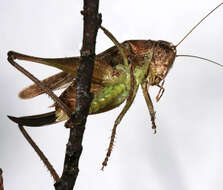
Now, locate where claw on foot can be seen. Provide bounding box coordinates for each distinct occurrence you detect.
[156,80,165,102]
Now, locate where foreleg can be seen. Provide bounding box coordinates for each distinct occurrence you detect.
[156,80,165,102]
[141,81,157,133]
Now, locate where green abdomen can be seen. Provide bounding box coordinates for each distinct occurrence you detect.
[89,83,128,114]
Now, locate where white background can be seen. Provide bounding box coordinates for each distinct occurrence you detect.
[1,0,223,190]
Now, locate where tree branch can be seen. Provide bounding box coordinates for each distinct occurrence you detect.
[54,1,101,189]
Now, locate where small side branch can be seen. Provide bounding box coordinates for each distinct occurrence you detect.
[0,168,4,190]
[54,0,101,190]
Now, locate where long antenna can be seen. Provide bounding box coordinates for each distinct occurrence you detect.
[176,2,223,47]
[176,54,223,68]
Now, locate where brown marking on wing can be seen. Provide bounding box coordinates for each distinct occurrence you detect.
[19,72,74,99]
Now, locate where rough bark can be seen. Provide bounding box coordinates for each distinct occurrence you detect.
[54,1,101,189]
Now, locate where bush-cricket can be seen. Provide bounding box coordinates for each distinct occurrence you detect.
[3,1,223,189]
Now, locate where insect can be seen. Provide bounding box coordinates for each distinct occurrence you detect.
[7,2,223,171]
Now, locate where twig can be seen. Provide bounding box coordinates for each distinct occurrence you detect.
[0,168,4,190]
[54,0,101,189]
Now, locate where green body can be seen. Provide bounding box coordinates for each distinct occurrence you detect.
[90,50,153,113]
[56,49,153,121]
[10,38,176,126]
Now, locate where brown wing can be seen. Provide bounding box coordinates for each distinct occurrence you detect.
[19,72,74,99]
[96,41,131,67]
